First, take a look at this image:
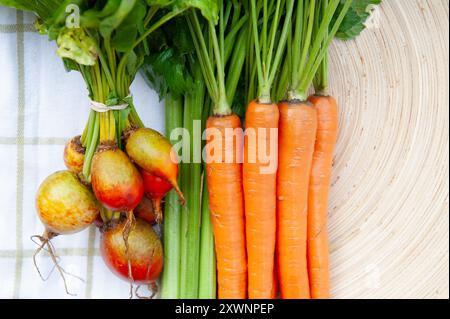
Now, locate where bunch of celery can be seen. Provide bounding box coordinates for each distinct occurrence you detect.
[141,2,249,298]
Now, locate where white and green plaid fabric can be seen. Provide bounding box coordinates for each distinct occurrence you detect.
[0,7,165,298]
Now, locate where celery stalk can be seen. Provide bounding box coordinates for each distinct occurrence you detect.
[198,174,216,299]
[179,63,205,298]
[161,93,183,299]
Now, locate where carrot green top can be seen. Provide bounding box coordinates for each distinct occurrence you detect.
[249,0,295,104]
[285,0,353,101]
[187,1,248,116]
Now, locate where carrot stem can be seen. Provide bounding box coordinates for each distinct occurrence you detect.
[299,0,352,95]
[208,16,230,115]
[226,28,247,106]
[290,0,304,89]
[265,0,282,79]
[313,0,329,94]
[224,13,247,62]
[250,0,266,99]
[267,0,295,87]
[250,0,294,102]
[187,11,219,104]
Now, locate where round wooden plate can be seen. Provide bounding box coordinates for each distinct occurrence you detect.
[327,0,448,298]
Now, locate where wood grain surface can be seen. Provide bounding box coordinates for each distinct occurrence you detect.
[326,0,448,298]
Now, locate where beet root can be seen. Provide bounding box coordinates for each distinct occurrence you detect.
[63,136,85,174]
[125,128,182,199]
[134,195,157,225]
[140,169,176,222]
[91,145,144,212]
[34,170,98,294]
[100,218,163,284]
[36,170,100,235]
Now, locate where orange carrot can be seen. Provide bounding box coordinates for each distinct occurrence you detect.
[277,100,317,299]
[273,0,352,299]
[307,95,338,299]
[243,100,279,299]
[206,114,247,299]
[245,0,295,299]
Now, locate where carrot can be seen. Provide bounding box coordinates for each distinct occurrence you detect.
[244,0,294,298]
[206,114,247,299]
[304,0,350,299]
[277,100,317,298]
[187,5,249,298]
[307,95,338,298]
[243,100,279,298]
[274,0,352,299]
[275,4,318,297]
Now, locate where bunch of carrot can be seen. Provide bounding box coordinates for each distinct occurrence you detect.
[179,0,353,299]
[140,0,378,300]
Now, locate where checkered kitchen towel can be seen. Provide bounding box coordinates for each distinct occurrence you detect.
[0,8,165,299]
